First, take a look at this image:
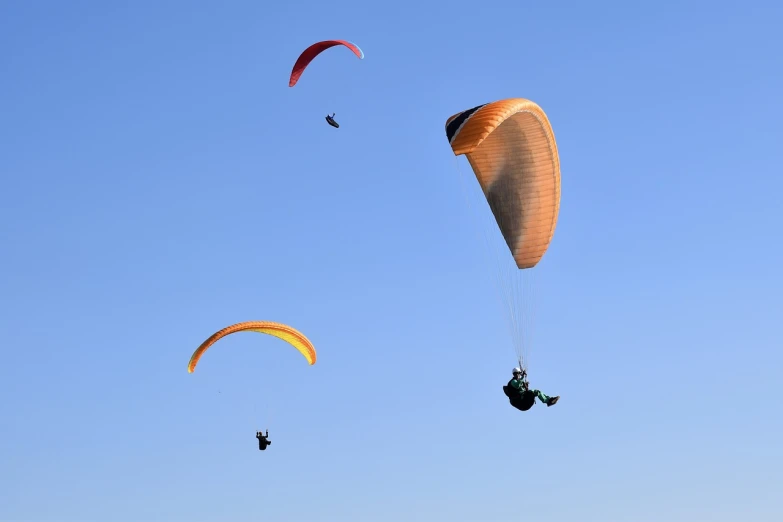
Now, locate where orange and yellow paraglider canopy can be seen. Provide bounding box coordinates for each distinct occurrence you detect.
[187,321,316,373]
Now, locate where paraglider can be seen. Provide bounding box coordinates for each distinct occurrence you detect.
[187,321,317,448]
[502,367,559,411]
[256,430,272,451]
[288,39,364,127]
[444,98,562,411]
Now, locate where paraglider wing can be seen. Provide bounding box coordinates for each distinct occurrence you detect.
[187,321,317,373]
[445,98,561,269]
[288,40,364,87]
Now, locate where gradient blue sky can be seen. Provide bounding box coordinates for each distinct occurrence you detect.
[2,1,782,521]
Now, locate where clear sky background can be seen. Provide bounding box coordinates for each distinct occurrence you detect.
[2,1,782,521]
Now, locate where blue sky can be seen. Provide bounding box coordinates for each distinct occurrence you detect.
[2,1,782,521]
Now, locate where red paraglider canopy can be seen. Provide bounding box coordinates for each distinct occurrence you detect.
[288,40,365,87]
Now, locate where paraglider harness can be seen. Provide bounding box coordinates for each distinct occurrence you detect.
[325,113,339,128]
[503,366,536,411]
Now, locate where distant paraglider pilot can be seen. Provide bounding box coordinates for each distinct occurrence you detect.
[256,430,272,450]
[325,113,339,128]
[503,367,559,411]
